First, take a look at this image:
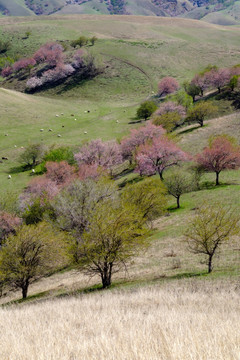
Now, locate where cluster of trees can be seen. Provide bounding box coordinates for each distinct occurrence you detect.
[1,120,240,298]
[1,42,99,91]
[137,64,240,132]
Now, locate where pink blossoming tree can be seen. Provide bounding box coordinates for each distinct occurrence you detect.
[136,136,189,180]
[196,136,240,185]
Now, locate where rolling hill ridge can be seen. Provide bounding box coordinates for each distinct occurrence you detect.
[1,0,240,24]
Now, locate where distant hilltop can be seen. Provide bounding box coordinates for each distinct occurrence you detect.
[1,0,240,25]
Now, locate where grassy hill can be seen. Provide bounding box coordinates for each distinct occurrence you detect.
[0,0,34,16]
[1,0,240,25]
[1,15,240,196]
[0,15,239,357]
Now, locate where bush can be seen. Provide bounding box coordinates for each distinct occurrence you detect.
[35,147,75,174]
[70,36,88,48]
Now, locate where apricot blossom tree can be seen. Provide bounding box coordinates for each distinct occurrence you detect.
[121,123,165,163]
[158,77,179,97]
[196,136,240,185]
[135,136,189,180]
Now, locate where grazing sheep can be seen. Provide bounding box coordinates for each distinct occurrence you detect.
[62,125,64,128]
[57,134,61,137]
[2,157,8,160]
[48,129,53,132]
[14,145,17,148]
[61,113,64,115]
[71,114,74,117]
[84,111,87,113]
[8,175,11,179]
[5,134,8,136]
[32,169,35,173]
[21,146,24,149]
[87,110,90,113]
[116,120,119,123]
[84,131,87,134]
[40,129,44,132]
[56,114,59,117]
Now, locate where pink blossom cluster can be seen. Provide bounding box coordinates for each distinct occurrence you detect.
[154,101,186,118]
[75,139,123,171]
[135,136,190,179]
[26,63,75,90]
[120,122,165,161]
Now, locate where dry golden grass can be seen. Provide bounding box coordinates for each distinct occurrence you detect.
[0,278,239,360]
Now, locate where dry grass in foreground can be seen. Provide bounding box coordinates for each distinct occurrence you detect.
[0,278,239,360]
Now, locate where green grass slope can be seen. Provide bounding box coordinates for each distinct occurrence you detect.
[1,15,240,196]
[0,0,34,16]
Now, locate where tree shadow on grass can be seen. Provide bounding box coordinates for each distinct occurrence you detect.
[200,181,230,190]
[9,164,31,174]
[177,124,208,135]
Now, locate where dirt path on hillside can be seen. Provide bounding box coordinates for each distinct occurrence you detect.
[101,52,153,95]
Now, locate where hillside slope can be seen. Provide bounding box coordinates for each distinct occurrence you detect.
[1,0,240,24]
[0,0,34,16]
[1,15,240,194]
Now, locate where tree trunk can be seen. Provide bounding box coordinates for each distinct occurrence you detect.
[21,281,29,299]
[177,196,180,209]
[208,255,213,273]
[101,263,112,289]
[199,119,203,127]
[159,171,164,181]
[218,87,221,93]
[216,172,219,186]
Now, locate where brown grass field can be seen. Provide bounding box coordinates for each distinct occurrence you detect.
[0,278,239,360]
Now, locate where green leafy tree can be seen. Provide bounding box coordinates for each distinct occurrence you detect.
[136,101,157,121]
[164,169,193,208]
[184,82,201,102]
[152,112,182,132]
[121,178,167,221]
[19,143,47,168]
[90,36,97,45]
[75,201,150,288]
[229,75,239,91]
[186,101,217,127]
[185,204,240,273]
[171,90,193,109]
[0,222,67,298]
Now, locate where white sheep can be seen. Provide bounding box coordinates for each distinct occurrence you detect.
[56,114,59,117]
[57,134,61,137]
[48,129,53,132]
[84,131,87,134]
[40,129,44,132]
[32,169,35,173]
[8,175,11,179]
